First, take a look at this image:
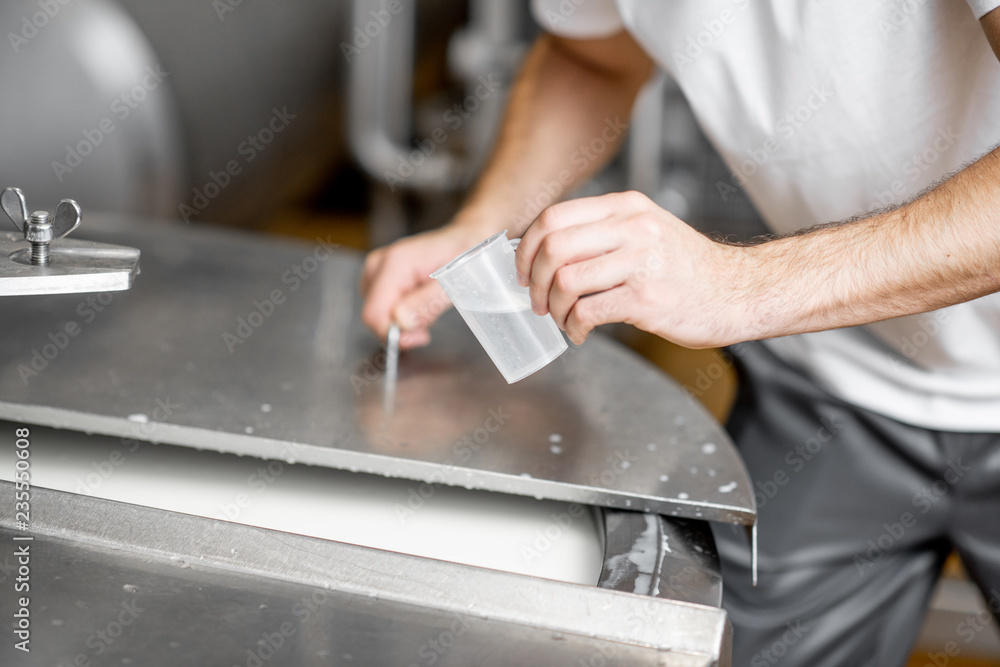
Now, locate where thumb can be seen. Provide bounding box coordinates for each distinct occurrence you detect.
[393,280,452,333]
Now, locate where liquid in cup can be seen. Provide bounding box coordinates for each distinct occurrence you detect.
[431,231,568,383]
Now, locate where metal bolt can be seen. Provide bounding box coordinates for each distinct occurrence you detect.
[1,188,82,267]
[26,212,53,265]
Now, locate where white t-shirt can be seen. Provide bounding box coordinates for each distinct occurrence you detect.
[531,0,1000,432]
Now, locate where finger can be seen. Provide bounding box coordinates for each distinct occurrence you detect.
[564,285,631,345]
[547,250,635,328]
[392,280,452,332]
[360,247,386,297]
[399,328,432,349]
[528,220,632,316]
[361,256,424,339]
[516,190,652,288]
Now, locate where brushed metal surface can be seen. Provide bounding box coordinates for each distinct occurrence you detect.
[0,481,730,667]
[0,231,139,296]
[0,214,755,525]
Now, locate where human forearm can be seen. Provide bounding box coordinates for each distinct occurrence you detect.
[740,146,1000,341]
[451,32,653,239]
[513,149,1000,349]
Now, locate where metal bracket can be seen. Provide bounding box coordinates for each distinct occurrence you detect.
[0,187,139,296]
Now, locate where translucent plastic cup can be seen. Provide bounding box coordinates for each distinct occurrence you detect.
[431,230,568,383]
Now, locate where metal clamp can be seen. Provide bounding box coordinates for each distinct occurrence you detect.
[2,187,82,266]
[0,186,140,297]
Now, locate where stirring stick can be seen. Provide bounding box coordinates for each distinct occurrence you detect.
[382,323,400,418]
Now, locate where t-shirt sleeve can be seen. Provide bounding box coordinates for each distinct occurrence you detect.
[529,0,625,39]
[966,0,1000,19]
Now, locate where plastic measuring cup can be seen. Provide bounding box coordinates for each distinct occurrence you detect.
[431,230,568,383]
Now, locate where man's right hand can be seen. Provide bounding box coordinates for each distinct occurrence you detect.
[361,30,651,349]
[361,225,485,349]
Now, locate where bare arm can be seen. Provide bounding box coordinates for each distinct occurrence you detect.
[739,149,1000,342]
[515,12,1000,347]
[454,32,653,238]
[361,31,652,346]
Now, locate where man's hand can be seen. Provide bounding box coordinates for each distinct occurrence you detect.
[361,225,485,349]
[359,30,651,349]
[515,191,756,348]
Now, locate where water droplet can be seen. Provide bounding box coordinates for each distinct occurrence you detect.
[718,481,738,493]
[690,467,698,474]
[619,460,631,469]
[260,403,272,413]
[519,472,532,478]
[549,444,563,455]
[678,492,689,500]
[548,433,562,443]
[646,442,657,452]
[658,474,669,482]
[244,427,254,434]
[701,442,717,454]
[122,584,138,594]
[707,468,717,477]
[51,619,64,626]
[127,413,149,423]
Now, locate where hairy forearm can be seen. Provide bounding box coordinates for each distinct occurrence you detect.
[452,33,652,239]
[741,146,1000,341]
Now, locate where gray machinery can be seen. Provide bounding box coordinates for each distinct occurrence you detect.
[0,212,754,665]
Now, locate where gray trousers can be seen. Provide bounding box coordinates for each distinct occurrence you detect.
[711,341,1000,667]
